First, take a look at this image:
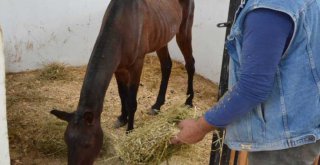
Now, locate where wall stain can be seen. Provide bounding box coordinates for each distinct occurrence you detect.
[13,42,22,63]
[48,32,57,42]
[25,41,34,50]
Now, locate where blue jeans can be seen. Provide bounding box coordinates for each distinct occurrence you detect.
[248,140,320,165]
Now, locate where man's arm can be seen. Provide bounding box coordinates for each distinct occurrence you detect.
[171,8,293,144]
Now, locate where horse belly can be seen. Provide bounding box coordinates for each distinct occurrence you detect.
[143,0,183,52]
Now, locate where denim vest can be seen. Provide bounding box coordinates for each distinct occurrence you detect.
[225,0,320,151]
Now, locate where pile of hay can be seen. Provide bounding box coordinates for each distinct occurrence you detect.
[113,106,199,165]
[38,63,70,80]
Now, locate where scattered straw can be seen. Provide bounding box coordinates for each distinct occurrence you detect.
[6,55,219,164]
[34,120,68,157]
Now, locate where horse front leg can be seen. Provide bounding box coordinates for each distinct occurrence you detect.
[114,70,129,128]
[126,57,144,131]
[149,45,172,115]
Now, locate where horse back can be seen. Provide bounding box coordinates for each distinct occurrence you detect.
[99,0,194,68]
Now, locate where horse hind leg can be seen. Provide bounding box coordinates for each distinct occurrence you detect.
[177,0,195,107]
[148,45,172,115]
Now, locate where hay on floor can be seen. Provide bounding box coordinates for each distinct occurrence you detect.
[6,55,219,164]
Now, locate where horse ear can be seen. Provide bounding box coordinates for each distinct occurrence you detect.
[50,109,74,122]
[83,111,94,125]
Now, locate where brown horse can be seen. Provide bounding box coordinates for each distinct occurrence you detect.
[51,0,195,164]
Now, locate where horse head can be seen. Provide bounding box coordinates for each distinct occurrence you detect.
[51,109,103,165]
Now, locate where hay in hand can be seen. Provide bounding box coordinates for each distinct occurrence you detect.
[38,63,69,80]
[114,106,198,165]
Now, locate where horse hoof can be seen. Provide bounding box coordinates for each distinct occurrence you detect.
[147,109,159,116]
[125,130,133,134]
[184,104,193,109]
[113,119,127,129]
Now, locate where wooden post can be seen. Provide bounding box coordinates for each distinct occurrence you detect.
[237,152,248,165]
[314,156,319,165]
[228,150,236,165]
[0,26,10,165]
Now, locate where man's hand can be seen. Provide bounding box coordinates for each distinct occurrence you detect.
[170,116,215,144]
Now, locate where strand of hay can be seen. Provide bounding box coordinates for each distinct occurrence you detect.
[114,106,199,165]
[211,130,223,152]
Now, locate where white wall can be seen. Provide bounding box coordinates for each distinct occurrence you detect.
[0,0,228,82]
[0,27,10,165]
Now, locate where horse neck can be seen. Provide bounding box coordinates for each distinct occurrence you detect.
[77,32,121,114]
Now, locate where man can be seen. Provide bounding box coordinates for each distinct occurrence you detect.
[171,0,320,164]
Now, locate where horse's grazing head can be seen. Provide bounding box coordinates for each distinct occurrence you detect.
[50,109,103,165]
